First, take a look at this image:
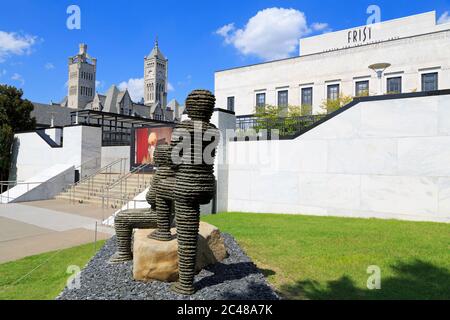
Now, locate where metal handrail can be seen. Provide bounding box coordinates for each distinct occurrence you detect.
[75,158,125,187]
[70,158,127,204]
[75,157,102,179]
[102,163,152,209]
[0,181,45,203]
[102,196,149,211]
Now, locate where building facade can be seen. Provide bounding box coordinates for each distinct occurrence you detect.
[67,44,97,109]
[215,11,450,116]
[144,40,169,110]
[33,41,183,127]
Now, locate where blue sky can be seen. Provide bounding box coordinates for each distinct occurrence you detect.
[0,0,449,104]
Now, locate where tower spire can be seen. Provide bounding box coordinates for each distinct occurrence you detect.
[155,36,159,48]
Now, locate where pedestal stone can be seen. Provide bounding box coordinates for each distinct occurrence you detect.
[133,222,228,282]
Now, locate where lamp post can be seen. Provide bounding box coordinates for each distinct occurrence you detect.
[369,63,391,95]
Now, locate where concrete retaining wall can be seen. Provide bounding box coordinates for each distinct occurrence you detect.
[224,94,450,223]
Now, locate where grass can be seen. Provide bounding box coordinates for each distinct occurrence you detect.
[0,241,105,300]
[202,212,450,300]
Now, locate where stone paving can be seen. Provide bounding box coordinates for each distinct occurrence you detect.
[0,200,114,263]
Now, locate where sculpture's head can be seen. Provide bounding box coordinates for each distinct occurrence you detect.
[185,90,215,122]
[153,144,172,167]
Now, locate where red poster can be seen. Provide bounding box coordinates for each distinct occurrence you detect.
[135,127,173,165]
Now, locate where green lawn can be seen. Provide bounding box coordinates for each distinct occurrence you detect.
[202,212,450,300]
[0,241,105,300]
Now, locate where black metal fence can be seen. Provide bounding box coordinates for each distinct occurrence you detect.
[236,114,326,138]
[71,110,175,146]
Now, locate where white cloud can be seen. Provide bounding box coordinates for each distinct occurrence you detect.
[216,7,318,61]
[216,8,332,61]
[438,11,450,24]
[216,24,236,43]
[11,72,24,85]
[45,62,54,70]
[311,22,332,33]
[0,69,6,77]
[168,82,174,92]
[0,31,37,63]
[95,80,105,90]
[118,77,144,102]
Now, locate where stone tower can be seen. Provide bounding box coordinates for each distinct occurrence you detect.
[67,43,97,109]
[144,40,168,108]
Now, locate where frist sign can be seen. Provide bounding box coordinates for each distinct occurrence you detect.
[348,26,372,44]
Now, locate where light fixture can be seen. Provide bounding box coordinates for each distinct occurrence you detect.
[369,63,391,78]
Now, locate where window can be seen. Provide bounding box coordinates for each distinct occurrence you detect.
[227,96,235,112]
[422,72,438,92]
[327,84,340,101]
[256,93,266,109]
[387,77,402,94]
[355,80,369,96]
[301,87,313,106]
[277,90,288,109]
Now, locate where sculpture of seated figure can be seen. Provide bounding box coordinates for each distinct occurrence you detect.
[108,144,175,264]
[148,144,175,241]
[170,90,219,295]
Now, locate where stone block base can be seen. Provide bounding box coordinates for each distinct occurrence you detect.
[133,221,228,282]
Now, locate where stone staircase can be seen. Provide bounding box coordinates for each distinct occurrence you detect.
[56,172,153,208]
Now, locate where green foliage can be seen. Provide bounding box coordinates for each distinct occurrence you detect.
[0,85,36,180]
[356,89,369,97]
[0,125,14,181]
[320,94,353,114]
[300,104,312,116]
[252,105,321,136]
[203,213,450,300]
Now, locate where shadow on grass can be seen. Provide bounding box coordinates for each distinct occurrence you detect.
[280,260,450,300]
[258,268,276,277]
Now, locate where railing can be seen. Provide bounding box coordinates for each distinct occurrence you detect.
[236,114,326,138]
[70,158,128,203]
[103,197,149,211]
[102,163,152,209]
[75,157,102,180]
[0,181,45,203]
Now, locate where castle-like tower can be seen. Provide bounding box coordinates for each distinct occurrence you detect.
[67,44,97,109]
[144,40,168,107]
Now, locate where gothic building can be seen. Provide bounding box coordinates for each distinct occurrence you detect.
[67,44,97,109]
[50,41,183,124]
[144,40,168,111]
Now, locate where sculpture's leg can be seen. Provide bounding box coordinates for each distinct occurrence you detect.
[109,209,158,264]
[171,201,200,295]
[109,212,133,263]
[149,196,172,241]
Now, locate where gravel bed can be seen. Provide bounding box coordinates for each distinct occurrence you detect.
[57,233,279,300]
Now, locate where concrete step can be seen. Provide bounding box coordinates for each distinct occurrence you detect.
[55,171,153,208]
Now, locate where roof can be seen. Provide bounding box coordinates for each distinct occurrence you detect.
[146,40,166,60]
[31,102,75,127]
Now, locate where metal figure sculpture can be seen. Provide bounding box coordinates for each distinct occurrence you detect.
[171,90,219,295]
[109,144,174,263]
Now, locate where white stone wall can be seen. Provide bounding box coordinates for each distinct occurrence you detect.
[10,126,102,182]
[101,146,131,173]
[215,26,450,116]
[225,94,450,223]
[1,164,74,203]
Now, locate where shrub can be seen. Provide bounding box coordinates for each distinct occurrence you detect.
[320,94,353,114]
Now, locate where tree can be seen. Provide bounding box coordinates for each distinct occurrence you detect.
[0,85,36,182]
[252,104,323,136]
[320,94,353,114]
